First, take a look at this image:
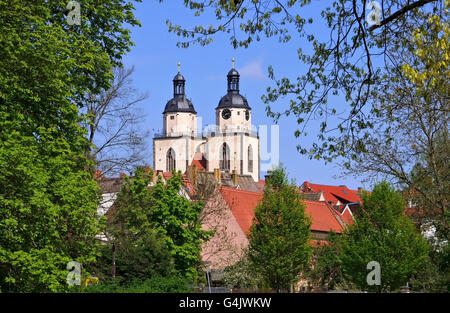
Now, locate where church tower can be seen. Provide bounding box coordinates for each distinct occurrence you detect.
[163,62,197,137]
[153,63,201,174]
[153,60,260,182]
[216,58,252,133]
[205,58,260,181]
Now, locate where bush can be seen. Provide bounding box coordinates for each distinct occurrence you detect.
[83,275,191,293]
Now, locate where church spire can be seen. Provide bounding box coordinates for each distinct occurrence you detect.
[227,58,239,93]
[173,62,185,96]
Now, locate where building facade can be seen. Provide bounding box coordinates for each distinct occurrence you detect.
[153,61,260,181]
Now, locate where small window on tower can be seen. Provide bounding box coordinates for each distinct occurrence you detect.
[237,111,240,115]
[170,116,175,120]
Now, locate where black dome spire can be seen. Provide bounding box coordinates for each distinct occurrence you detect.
[163,62,196,114]
[217,58,251,109]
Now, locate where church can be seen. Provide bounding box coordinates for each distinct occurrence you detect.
[153,59,260,182]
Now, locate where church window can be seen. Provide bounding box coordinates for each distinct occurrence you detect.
[248,145,253,173]
[166,148,176,172]
[220,143,230,171]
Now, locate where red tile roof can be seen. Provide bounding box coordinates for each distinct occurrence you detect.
[339,207,354,224]
[160,172,196,196]
[301,182,361,205]
[219,187,262,235]
[255,179,265,192]
[191,153,207,171]
[310,240,330,247]
[219,187,343,235]
[304,200,344,233]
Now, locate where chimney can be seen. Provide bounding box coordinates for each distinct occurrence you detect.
[192,165,198,188]
[186,165,198,188]
[144,166,152,175]
[214,168,221,184]
[264,170,273,182]
[94,169,103,180]
[303,181,310,191]
[357,187,363,195]
[120,173,127,178]
[232,169,238,186]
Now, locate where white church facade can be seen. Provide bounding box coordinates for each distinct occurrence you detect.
[153,60,260,182]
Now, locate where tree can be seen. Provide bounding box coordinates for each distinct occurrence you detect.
[83,66,150,177]
[248,167,312,292]
[101,168,212,282]
[222,249,263,291]
[339,182,431,292]
[99,168,174,283]
[149,172,212,280]
[343,7,449,247]
[0,1,141,292]
[306,232,353,291]
[0,120,103,292]
[161,0,444,161]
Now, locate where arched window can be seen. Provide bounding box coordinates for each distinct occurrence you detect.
[220,143,230,171]
[248,145,253,173]
[166,148,176,172]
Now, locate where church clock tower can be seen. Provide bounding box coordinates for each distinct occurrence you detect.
[216,58,252,133]
[205,58,259,181]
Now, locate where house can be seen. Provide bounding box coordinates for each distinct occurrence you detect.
[299,181,367,224]
[201,186,346,273]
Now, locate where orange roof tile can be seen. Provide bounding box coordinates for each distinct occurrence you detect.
[191,153,207,171]
[304,200,343,233]
[219,187,262,234]
[339,207,354,224]
[219,187,343,235]
[302,182,361,205]
[255,179,265,192]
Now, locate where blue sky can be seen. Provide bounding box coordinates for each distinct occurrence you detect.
[121,0,371,190]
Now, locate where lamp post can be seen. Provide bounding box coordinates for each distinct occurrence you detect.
[204,261,212,293]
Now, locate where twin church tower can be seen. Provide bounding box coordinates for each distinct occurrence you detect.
[153,59,260,182]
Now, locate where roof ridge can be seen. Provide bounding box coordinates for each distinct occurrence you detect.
[308,182,350,188]
[219,186,262,195]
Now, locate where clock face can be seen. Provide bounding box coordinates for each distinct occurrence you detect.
[221,109,231,120]
[245,110,249,121]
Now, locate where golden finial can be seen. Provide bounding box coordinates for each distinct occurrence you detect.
[177,61,181,73]
[232,58,235,69]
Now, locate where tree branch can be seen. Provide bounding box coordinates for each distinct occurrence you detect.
[368,0,438,31]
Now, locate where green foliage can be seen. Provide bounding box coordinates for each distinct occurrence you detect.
[222,250,263,290]
[0,116,103,292]
[248,167,312,292]
[83,275,191,293]
[339,182,431,292]
[102,168,211,283]
[0,1,141,292]
[162,0,445,162]
[149,172,212,280]
[98,169,174,282]
[306,232,353,291]
[265,166,289,188]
